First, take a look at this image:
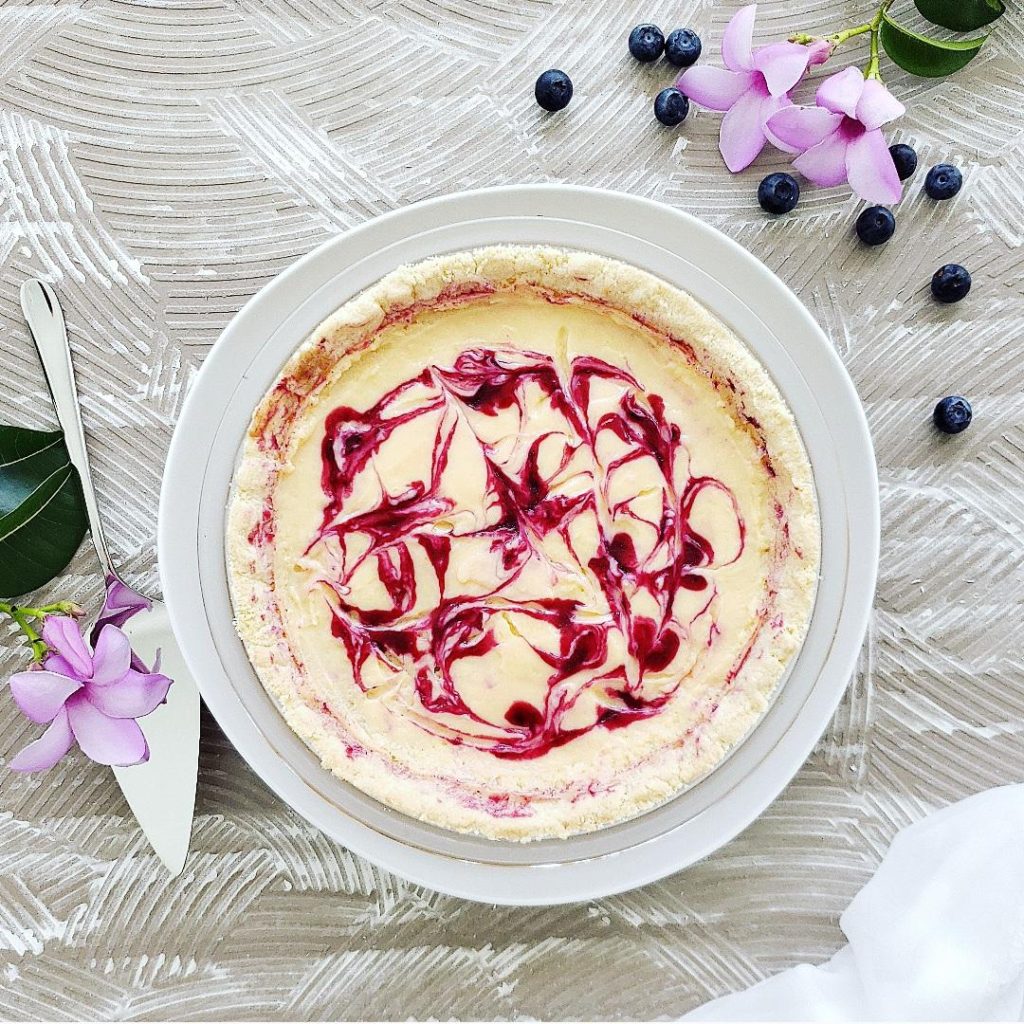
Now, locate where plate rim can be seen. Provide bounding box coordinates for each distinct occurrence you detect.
[159,184,879,905]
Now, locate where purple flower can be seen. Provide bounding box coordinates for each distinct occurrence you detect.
[766,66,905,204]
[677,4,826,172]
[7,615,171,771]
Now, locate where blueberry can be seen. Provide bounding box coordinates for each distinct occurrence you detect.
[931,263,971,303]
[856,205,896,246]
[758,173,800,215]
[628,23,664,62]
[535,69,573,112]
[654,87,689,126]
[888,143,918,181]
[933,395,972,434]
[925,163,963,200]
[665,28,702,67]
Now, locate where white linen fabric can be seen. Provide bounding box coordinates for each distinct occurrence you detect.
[688,785,1024,1021]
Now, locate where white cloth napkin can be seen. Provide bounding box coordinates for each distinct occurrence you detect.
[686,785,1024,1021]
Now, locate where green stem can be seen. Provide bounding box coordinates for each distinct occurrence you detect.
[791,0,895,80]
[0,600,80,661]
[865,0,893,79]
[835,23,874,45]
[865,29,881,78]
[790,22,871,48]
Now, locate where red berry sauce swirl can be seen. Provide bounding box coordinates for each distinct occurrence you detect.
[311,346,746,760]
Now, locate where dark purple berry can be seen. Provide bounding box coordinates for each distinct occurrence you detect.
[758,173,800,215]
[629,24,664,62]
[889,143,918,181]
[665,29,701,67]
[933,396,972,434]
[925,164,963,200]
[654,87,689,126]
[535,69,573,112]
[856,206,896,246]
[931,264,971,303]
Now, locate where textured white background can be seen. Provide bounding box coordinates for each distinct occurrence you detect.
[0,0,1022,1019]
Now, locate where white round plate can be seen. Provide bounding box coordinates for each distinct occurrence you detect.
[160,185,878,905]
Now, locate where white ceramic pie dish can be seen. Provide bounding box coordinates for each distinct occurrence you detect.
[159,185,878,905]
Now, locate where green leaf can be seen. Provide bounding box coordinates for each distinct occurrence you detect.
[881,13,987,77]
[0,426,87,598]
[914,0,1004,32]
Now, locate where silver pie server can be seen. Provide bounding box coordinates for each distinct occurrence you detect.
[20,278,199,875]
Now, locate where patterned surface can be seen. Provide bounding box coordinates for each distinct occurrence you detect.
[0,0,1021,1019]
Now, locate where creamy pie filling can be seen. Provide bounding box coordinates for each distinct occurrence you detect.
[229,248,819,840]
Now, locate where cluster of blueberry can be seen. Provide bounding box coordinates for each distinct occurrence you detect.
[762,155,969,297]
[760,146,974,434]
[857,159,972,305]
[534,23,702,128]
[876,155,973,435]
[533,32,973,435]
[854,158,963,248]
[627,23,702,127]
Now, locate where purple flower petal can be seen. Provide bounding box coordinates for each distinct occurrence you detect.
[816,66,864,118]
[8,708,75,771]
[40,616,91,678]
[753,42,813,96]
[793,128,851,187]
[856,78,905,131]
[43,654,77,677]
[722,3,757,72]
[65,692,148,766]
[85,669,172,719]
[846,127,903,204]
[89,624,132,685]
[806,39,833,66]
[93,577,151,636]
[677,66,756,112]
[759,91,792,146]
[766,105,843,153]
[9,671,82,724]
[719,82,771,172]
